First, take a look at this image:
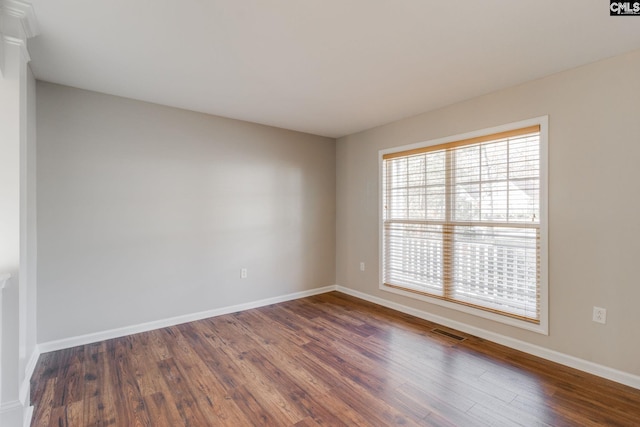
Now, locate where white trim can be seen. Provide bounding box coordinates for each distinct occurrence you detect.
[1,34,30,62]
[0,0,40,38]
[38,285,338,354]
[0,0,38,76]
[0,399,21,414]
[379,116,549,335]
[19,346,39,405]
[380,285,546,334]
[378,116,547,157]
[23,406,33,427]
[0,400,31,426]
[336,285,640,390]
[0,273,9,415]
[28,282,640,408]
[0,273,10,289]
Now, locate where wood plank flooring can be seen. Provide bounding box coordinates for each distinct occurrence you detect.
[30,292,640,426]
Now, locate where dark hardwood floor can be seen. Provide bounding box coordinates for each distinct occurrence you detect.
[30,291,640,426]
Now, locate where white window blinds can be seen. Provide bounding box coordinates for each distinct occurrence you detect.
[382,126,541,323]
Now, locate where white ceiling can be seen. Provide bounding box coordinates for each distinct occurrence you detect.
[27,1,640,138]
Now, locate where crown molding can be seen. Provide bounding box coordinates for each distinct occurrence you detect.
[0,0,40,39]
[2,33,29,61]
[0,272,10,290]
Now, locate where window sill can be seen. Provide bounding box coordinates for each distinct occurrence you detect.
[380,282,549,335]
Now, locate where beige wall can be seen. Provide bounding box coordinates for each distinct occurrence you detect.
[37,82,336,343]
[34,49,640,377]
[337,50,640,375]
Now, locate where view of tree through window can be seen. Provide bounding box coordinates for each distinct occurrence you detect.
[382,126,541,323]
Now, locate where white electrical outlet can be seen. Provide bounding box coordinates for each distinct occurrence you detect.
[360,262,365,272]
[593,306,606,324]
[241,268,247,279]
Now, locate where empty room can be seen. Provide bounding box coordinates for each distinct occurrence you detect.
[2,0,640,426]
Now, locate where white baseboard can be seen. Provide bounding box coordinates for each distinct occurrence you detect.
[34,283,640,393]
[0,399,21,414]
[0,401,32,427]
[0,399,23,427]
[38,285,338,354]
[336,285,640,390]
[19,346,41,406]
[23,405,33,427]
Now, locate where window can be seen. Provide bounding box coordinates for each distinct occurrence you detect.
[380,118,547,333]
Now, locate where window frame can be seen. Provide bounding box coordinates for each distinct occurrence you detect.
[379,116,549,335]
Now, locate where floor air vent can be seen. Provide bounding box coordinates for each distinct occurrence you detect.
[431,328,466,341]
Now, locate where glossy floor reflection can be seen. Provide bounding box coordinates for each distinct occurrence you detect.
[30,291,640,426]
